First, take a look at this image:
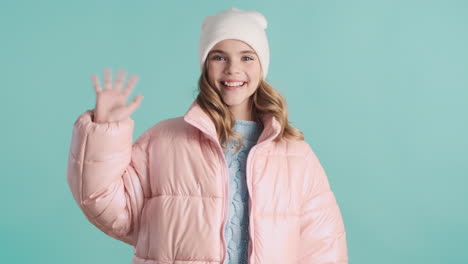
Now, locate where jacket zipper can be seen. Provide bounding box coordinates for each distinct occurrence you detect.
[221,151,229,264]
[213,140,229,264]
[245,144,258,264]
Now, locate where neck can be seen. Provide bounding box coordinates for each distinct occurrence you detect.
[229,101,254,121]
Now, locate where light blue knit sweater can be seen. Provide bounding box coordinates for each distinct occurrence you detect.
[222,120,263,264]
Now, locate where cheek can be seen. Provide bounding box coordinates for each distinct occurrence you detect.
[206,66,219,83]
[247,63,261,75]
[207,64,222,78]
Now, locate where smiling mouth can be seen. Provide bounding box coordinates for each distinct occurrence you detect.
[220,81,247,90]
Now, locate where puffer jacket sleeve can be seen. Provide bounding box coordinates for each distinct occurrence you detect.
[298,146,348,263]
[66,109,150,246]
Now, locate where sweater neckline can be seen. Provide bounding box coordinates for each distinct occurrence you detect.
[232,120,263,140]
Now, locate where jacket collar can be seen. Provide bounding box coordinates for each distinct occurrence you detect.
[183,100,281,146]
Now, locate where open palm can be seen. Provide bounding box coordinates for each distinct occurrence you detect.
[92,68,143,123]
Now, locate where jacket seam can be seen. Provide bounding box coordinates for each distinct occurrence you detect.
[148,195,223,199]
[69,148,131,164]
[79,124,90,205]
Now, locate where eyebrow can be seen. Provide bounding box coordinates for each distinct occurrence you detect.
[208,49,256,56]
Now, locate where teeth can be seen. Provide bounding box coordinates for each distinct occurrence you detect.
[223,81,245,87]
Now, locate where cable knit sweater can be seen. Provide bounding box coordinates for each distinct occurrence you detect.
[222,119,264,264]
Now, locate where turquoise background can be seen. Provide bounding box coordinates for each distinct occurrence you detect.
[1,0,467,263]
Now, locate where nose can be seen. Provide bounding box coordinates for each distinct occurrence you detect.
[224,60,242,75]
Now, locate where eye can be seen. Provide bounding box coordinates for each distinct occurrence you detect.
[243,56,254,61]
[212,55,225,61]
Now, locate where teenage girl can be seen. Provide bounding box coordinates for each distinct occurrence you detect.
[67,7,348,264]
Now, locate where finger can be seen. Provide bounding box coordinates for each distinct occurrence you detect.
[91,74,101,93]
[122,74,139,97]
[114,69,127,92]
[103,68,112,90]
[125,94,144,115]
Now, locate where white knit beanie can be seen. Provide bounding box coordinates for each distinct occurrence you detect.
[198,7,270,80]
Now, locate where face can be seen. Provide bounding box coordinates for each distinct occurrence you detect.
[205,39,262,111]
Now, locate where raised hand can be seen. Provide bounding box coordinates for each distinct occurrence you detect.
[91,68,144,123]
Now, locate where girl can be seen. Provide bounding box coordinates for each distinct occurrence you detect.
[67,7,348,264]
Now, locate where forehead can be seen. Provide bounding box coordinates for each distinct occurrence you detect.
[209,39,256,55]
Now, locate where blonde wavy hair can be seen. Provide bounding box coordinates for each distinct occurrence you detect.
[195,64,304,155]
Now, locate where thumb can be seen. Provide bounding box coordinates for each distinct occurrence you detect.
[126,94,144,115]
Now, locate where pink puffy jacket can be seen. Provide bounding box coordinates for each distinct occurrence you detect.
[66,100,348,264]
